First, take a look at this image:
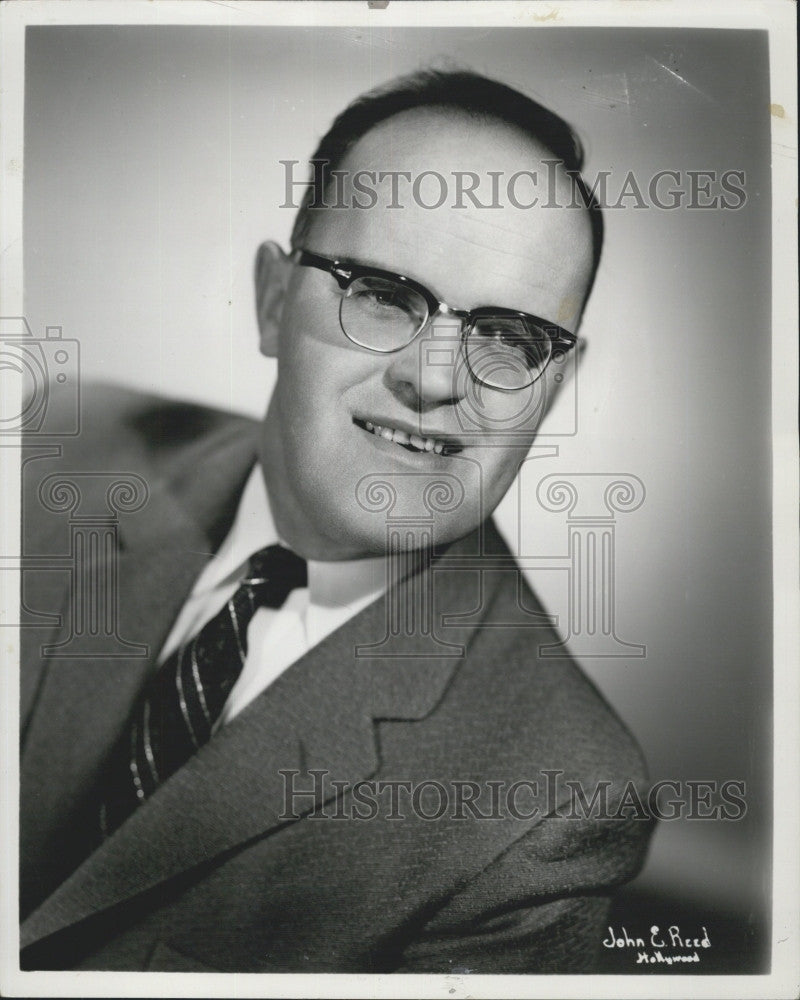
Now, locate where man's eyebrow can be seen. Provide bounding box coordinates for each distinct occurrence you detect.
[325,251,442,297]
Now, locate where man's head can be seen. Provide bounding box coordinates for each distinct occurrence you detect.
[255,70,601,560]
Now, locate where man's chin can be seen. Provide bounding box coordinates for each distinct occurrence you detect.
[337,512,483,561]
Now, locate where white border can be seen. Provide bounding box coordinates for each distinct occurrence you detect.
[1,2,797,998]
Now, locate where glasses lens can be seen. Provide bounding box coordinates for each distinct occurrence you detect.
[340,276,427,352]
[466,315,553,390]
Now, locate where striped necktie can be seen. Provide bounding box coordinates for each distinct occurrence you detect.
[100,544,307,836]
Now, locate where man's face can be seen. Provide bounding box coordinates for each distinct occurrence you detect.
[258,109,595,560]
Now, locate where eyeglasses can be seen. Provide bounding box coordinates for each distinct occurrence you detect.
[292,249,577,391]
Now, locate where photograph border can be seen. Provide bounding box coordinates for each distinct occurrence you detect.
[1,2,797,998]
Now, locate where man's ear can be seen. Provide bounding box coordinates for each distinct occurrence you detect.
[255,241,292,357]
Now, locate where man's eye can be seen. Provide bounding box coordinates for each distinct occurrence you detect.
[361,289,406,311]
[489,325,521,343]
[350,282,423,321]
[476,322,527,349]
[472,319,548,370]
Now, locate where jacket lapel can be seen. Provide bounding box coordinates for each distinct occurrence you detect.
[20,522,495,949]
[19,415,258,910]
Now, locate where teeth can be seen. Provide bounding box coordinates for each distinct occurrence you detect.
[359,420,453,455]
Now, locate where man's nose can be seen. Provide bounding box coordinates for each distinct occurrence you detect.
[383,314,468,412]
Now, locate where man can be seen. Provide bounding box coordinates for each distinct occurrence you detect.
[20,70,652,973]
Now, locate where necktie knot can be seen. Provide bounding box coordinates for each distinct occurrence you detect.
[242,544,307,607]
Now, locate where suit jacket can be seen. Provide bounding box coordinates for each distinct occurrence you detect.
[19,385,653,973]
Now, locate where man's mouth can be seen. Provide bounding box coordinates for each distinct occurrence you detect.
[352,417,463,456]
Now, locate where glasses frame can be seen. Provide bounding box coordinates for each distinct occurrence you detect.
[292,248,577,391]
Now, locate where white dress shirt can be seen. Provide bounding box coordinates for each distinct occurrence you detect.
[159,464,389,727]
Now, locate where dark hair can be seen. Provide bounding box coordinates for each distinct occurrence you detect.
[289,69,603,290]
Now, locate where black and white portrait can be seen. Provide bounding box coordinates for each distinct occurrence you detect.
[1,2,796,997]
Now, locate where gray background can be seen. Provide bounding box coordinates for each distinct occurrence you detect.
[23,25,772,968]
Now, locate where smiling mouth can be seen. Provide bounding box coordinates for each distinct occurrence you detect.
[352,417,463,456]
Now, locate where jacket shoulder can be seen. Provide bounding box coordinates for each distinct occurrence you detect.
[33,382,255,470]
[20,383,258,558]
